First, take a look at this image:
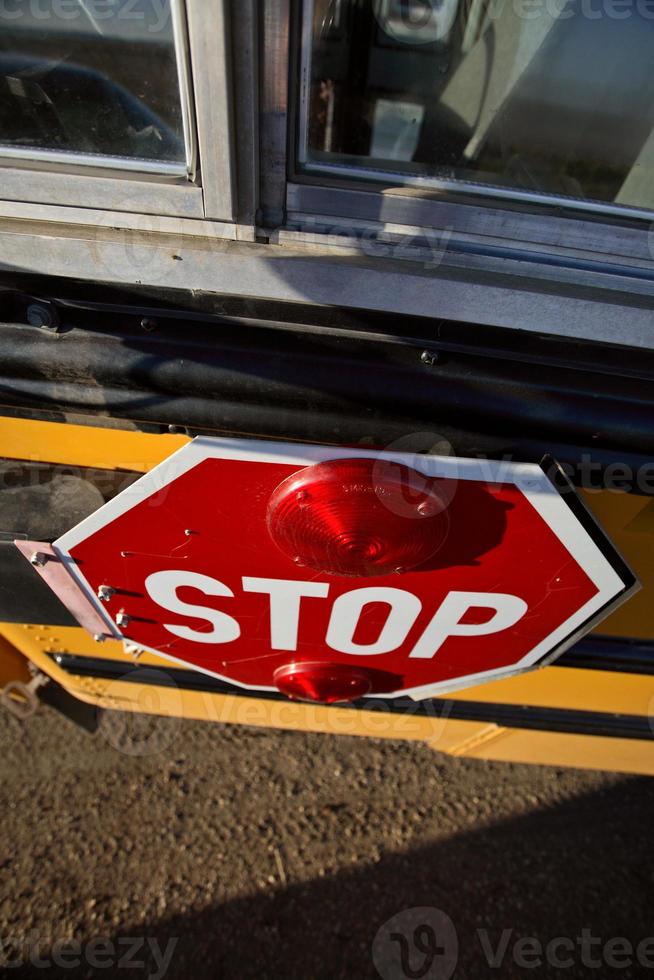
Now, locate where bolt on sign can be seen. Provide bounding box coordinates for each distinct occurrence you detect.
[33,438,638,703]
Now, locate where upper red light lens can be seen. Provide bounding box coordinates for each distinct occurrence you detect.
[267,457,450,577]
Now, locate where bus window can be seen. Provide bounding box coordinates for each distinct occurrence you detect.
[300,0,654,215]
[0,0,191,173]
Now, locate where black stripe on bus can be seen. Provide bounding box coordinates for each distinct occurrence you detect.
[49,651,654,743]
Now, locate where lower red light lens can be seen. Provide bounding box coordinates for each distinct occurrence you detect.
[273,662,373,703]
[267,457,450,576]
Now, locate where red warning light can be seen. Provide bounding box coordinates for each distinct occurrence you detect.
[273,662,373,703]
[266,457,449,577]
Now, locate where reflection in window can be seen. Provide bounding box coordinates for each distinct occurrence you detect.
[0,0,188,170]
[303,0,654,213]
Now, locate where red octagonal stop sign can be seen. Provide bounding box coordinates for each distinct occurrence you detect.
[53,438,636,701]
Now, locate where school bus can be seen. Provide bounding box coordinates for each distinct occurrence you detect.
[1,0,654,775]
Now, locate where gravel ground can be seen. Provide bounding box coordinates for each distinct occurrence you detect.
[1,701,653,979]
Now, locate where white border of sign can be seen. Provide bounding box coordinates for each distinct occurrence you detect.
[54,437,633,700]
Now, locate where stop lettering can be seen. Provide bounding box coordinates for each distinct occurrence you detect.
[144,570,528,659]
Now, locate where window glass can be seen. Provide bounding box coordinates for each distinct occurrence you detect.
[0,0,187,169]
[303,0,654,213]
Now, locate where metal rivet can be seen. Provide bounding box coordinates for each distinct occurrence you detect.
[97,585,115,602]
[93,633,106,643]
[30,551,47,566]
[420,350,441,366]
[26,303,59,332]
[116,612,131,628]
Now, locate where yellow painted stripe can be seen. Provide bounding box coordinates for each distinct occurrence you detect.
[451,727,654,776]
[582,489,654,640]
[0,416,189,472]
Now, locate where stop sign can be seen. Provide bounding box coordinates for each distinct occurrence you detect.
[53,437,635,701]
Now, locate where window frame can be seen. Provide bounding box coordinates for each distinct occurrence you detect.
[0,0,195,178]
[284,182,654,275]
[0,0,236,224]
[291,0,654,243]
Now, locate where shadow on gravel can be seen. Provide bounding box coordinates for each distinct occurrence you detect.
[9,774,653,980]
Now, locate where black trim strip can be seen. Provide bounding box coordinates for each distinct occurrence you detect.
[3,282,654,487]
[560,636,654,675]
[49,651,654,742]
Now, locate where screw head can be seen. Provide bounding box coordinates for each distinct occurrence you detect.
[420,350,441,366]
[26,303,59,332]
[30,551,47,567]
[97,585,115,602]
[93,633,106,643]
[116,612,131,628]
